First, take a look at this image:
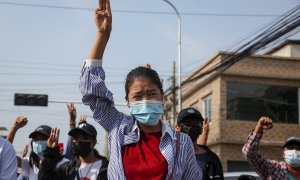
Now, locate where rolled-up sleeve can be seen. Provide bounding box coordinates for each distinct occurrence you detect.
[79,59,123,133]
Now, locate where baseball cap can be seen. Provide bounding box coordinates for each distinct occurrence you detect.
[283,136,300,147]
[68,122,97,138]
[29,125,52,138]
[177,107,204,124]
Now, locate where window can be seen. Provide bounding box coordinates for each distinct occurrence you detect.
[227,82,299,124]
[202,95,212,122]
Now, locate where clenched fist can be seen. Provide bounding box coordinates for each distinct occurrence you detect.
[13,116,28,130]
[254,117,273,133]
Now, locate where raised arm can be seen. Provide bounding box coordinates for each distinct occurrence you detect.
[88,0,112,59]
[65,103,77,160]
[199,118,209,145]
[67,103,77,129]
[6,116,28,144]
[80,0,126,133]
[6,116,28,167]
[242,117,275,178]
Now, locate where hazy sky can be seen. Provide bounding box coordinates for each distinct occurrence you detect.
[1,0,299,154]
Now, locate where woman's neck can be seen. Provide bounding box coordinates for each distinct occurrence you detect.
[138,121,162,133]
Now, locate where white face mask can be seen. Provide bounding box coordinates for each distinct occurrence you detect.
[284,150,300,168]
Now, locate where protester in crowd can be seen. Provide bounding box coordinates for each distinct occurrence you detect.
[242,117,300,179]
[6,116,68,180]
[0,136,17,179]
[176,107,224,180]
[38,123,108,179]
[79,0,202,179]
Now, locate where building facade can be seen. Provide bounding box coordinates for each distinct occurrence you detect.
[164,40,300,172]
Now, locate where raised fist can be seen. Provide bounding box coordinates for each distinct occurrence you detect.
[13,116,28,129]
[255,117,273,133]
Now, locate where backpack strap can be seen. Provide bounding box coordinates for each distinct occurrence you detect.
[168,132,180,180]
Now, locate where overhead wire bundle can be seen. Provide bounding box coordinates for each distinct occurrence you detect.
[180,3,300,87]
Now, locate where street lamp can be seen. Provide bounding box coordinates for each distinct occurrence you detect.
[162,0,182,112]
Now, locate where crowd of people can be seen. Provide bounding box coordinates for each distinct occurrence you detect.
[1,0,300,179]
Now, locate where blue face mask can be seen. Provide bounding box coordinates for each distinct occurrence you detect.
[32,140,47,158]
[129,100,164,126]
[284,150,300,168]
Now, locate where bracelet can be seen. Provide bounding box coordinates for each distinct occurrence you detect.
[70,122,76,125]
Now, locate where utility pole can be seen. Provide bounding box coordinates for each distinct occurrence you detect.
[171,61,176,126]
[162,0,182,111]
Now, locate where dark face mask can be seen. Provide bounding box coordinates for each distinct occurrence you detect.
[72,141,92,158]
[180,124,202,142]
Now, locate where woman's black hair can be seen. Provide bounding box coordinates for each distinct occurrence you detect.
[125,66,163,101]
[29,140,40,169]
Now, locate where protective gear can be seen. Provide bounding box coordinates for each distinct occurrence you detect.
[180,124,202,142]
[284,150,300,167]
[129,100,163,126]
[72,141,92,158]
[32,140,47,157]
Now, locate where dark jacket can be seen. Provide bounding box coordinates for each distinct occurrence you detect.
[38,147,108,180]
[199,145,224,180]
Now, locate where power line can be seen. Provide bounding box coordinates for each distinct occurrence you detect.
[177,3,300,88]
[0,59,173,75]
[0,1,282,18]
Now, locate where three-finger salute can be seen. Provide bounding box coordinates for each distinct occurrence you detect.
[95,0,112,34]
[47,128,60,149]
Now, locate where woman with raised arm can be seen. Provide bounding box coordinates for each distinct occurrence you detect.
[79,0,202,179]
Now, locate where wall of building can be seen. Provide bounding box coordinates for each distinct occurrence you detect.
[270,44,292,57]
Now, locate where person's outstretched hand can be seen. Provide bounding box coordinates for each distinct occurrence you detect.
[202,118,210,134]
[22,144,29,158]
[254,117,273,133]
[79,115,87,124]
[95,0,112,34]
[47,128,60,149]
[67,103,77,121]
[67,103,77,129]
